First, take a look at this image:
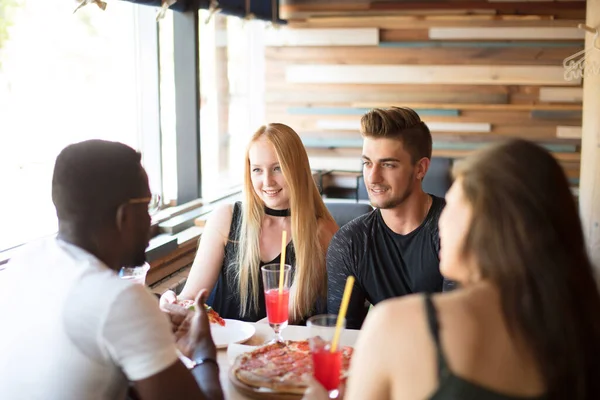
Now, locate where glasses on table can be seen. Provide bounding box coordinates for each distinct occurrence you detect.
[118,263,150,285]
[307,314,346,395]
[261,263,291,343]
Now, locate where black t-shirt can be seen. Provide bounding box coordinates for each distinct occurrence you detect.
[326,195,449,329]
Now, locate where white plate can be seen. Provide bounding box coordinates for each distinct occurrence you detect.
[210,319,256,349]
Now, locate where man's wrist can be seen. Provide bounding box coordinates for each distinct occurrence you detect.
[188,356,219,370]
[193,343,217,361]
[179,351,218,369]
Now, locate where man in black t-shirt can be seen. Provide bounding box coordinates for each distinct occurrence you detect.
[327,107,455,329]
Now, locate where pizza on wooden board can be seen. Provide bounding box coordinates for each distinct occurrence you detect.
[231,340,353,394]
[176,299,226,326]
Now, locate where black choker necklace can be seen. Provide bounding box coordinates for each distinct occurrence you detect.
[264,206,290,217]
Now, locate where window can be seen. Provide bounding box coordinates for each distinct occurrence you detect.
[157,9,177,204]
[197,11,266,201]
[0,1,159,251]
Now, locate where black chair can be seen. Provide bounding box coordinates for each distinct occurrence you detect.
[423,157,453,198]
[325,201,373,228]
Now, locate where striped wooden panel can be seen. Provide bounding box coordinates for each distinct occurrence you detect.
[287,107,460,117]
[560,161,582,182]
[352,103,583,111]
[265,88,509,105]
[302,137,578,153]
[285,65,581,85]
[315,120,361,131]
[282,9,498,20]
[270,106,580,123]
[265,28,379,46]
[296,129,580,148]
[488,0,583,2]
[380,29,431,41]
[307,148,580,172]
[267,78,516,93]
[316,120,492,133]
[282,125,568,142]
[530,110,582,120]
[303,138,364,148]
[279,1,369,16]
[556,126,582,139]
[539,87,583,102]
[307,147,581,161]
[368,1,586,11]
[310,148,580,164]
[290,15,576,29]
[271,104,580,119]
[379,41,583,48]
[429,27,584,40]
[266,46,580,66]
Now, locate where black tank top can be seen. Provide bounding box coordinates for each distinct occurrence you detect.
[424,294,546,400]
[206,202,296,322]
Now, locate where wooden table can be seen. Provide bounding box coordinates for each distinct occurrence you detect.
[217,323,360,400]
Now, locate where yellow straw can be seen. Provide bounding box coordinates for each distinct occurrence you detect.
[331,275,354,353]
[278,230,287,294]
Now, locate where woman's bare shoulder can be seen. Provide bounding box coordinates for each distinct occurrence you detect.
[366,292,476,366]
[211,202,235,215]
[204,203,236,235]
[207,203,234,221]
[353,294,439,399]
[372,294,428,329]
[365,292,480,398]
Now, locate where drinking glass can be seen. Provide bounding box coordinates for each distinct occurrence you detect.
[307,314,346,395]
[118,263,150,285]
[261,263,291,343]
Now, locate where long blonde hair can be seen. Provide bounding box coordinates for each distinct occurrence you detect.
[235,123,335,322]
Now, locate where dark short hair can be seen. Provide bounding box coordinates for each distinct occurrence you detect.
[360,107,432,164]
[52,140,144,228]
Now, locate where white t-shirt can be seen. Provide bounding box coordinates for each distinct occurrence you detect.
[0,238,179,400]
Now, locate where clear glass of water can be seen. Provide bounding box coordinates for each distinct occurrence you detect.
[118,263,150,285]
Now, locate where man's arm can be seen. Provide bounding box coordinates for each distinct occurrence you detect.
[164,289,224,400]
[326,230,368,330]
[105,287,223,400]
[133,360,212,400]
[132,344,223,400]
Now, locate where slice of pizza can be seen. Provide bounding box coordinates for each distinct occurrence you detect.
[175,299,226,326]
[205,305,226,326]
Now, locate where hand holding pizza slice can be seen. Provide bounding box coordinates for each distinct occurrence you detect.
[171,289,218,360]
[176,299,226,326]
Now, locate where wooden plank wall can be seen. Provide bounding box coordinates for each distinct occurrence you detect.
[266,0,586,185]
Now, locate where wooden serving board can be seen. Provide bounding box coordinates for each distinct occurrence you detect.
[229,369,304,400]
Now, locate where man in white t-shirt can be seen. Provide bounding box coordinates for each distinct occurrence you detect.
[0,140,223,400]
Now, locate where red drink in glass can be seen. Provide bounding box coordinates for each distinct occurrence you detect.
[307,314,346,393]
[264,288,289,324]
[312,349,342,391]
[261,263,291,343]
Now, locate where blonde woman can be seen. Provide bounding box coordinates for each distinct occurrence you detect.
[161,123,338,323]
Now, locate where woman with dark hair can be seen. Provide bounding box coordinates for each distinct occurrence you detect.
[305,139,600,400]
